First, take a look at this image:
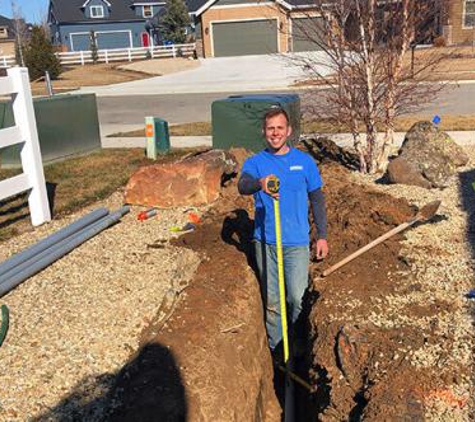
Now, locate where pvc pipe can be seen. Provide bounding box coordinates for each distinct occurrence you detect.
[0,213,112,284]
[0,207,109,277]
[0,206,130,298]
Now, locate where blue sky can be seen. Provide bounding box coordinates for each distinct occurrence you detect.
[0,0,48,24]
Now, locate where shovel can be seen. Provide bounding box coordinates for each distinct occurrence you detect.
[320,200,441,278]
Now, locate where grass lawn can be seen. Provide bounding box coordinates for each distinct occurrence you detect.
[0,148,192,243]
[109,114,475,138]
[29,63,152,96]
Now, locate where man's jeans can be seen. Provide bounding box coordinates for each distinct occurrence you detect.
[254,240,310,350]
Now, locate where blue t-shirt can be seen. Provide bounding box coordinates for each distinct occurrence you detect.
[242,148,323,246]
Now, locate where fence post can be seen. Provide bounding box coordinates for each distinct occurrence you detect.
[150,45,154,59]
[105,49,109,64]
[80,51,85,66]
[172,45,176,58]
[7,67,51,226]
[128,48,132,61]
[2,57,6,68]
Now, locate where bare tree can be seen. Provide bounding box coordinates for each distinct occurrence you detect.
[10,0,29,67]
[289,0,453,173]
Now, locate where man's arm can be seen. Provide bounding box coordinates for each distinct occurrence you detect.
[238,172,261,195]
[309,188,327,239]
[238,172,279,198]
[309,188,328,259]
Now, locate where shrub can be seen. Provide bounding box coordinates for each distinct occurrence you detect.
[23,26,62,81]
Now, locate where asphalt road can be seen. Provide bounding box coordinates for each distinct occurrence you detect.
[97,83,475,127]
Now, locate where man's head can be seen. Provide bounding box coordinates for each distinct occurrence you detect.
[263,107,292,154]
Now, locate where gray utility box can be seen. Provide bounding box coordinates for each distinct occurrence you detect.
[212,94,300,152]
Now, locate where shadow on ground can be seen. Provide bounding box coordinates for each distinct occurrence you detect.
[33,342,187,422]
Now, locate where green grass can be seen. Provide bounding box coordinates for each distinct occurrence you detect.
[0,148,195,243]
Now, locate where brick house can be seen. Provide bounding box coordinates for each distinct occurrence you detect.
[442,0,475,45]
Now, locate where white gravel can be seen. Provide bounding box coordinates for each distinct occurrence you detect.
[349,148,475,421]
[0,192,201,420]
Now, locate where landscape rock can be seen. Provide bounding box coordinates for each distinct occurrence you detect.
[387,121,469,188]
[124,150,238,207]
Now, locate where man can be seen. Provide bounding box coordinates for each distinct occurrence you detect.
[238,107,328,356]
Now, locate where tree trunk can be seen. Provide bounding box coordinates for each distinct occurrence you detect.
[376,127,395,173]
[353,132,367,173]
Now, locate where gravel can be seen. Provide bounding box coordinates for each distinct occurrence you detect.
[349,147,475,421]
[0,191,201,421]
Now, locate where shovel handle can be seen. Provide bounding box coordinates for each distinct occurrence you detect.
[321,220,413,278]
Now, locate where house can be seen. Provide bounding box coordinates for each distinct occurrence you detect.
[188,0,475,58]
[48,0,166,52]
[0,15,19,56]
[187,0,326,57]
[442,0,475,45]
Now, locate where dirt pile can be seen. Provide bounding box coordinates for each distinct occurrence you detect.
[305,138,462,420]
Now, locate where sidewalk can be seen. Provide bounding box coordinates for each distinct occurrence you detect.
[102,135,212,149]
[102,131,475,150]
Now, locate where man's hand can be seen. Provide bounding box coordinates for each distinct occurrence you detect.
[316,239,328,260]
[260,175,279,199]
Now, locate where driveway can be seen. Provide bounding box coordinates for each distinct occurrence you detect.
[79,53,331,96]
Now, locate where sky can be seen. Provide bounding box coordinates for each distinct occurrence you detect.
[0,0,48,24]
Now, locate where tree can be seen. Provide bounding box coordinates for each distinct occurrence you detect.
[89,31,99,64]
[161,0,190,44]
[23,26,62,81]
[11,0,29,67]
[291,0,453,173]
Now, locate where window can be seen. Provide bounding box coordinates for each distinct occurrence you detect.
[143,5,153,18]
[90,5,104,18]
[465,0,475,27]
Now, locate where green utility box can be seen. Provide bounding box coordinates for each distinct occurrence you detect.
[146,116,170,159]
[212,94,300,152]
[0,94,101,168]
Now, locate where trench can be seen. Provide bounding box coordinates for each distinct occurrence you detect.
[107,140,444,421]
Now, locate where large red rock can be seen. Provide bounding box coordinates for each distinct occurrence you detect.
[124,150,238,207]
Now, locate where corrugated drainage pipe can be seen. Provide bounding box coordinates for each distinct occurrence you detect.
[0,206,130,298]
[0,207,110,277]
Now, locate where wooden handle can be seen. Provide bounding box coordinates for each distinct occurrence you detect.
[321,221,413,277]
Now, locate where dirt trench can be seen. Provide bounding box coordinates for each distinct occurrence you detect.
[107,141,448,421]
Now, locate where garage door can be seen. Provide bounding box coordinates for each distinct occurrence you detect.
[212,20,278,57]
[292,17,325,52]
[96,31,132,49]
[70,33,90,52]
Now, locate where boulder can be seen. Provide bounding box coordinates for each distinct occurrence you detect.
[387,121,469,188]
[124,150,238,207]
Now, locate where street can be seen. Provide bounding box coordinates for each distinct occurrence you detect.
[97,83,475,129]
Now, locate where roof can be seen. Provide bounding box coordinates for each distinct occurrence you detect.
[49,0,146,23]
[132,0,165,4]
[189,0,314,16]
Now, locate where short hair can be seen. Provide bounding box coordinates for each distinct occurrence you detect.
[263,107,290,128]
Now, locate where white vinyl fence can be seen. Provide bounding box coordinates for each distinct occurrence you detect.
[0,67,51,226]
[0,43,196,68]
[0,55,16,69]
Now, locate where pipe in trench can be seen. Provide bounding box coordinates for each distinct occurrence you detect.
[0,206,130,298]
[0,208,110,277]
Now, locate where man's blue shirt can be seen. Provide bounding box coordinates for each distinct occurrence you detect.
[242,148,323,246]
